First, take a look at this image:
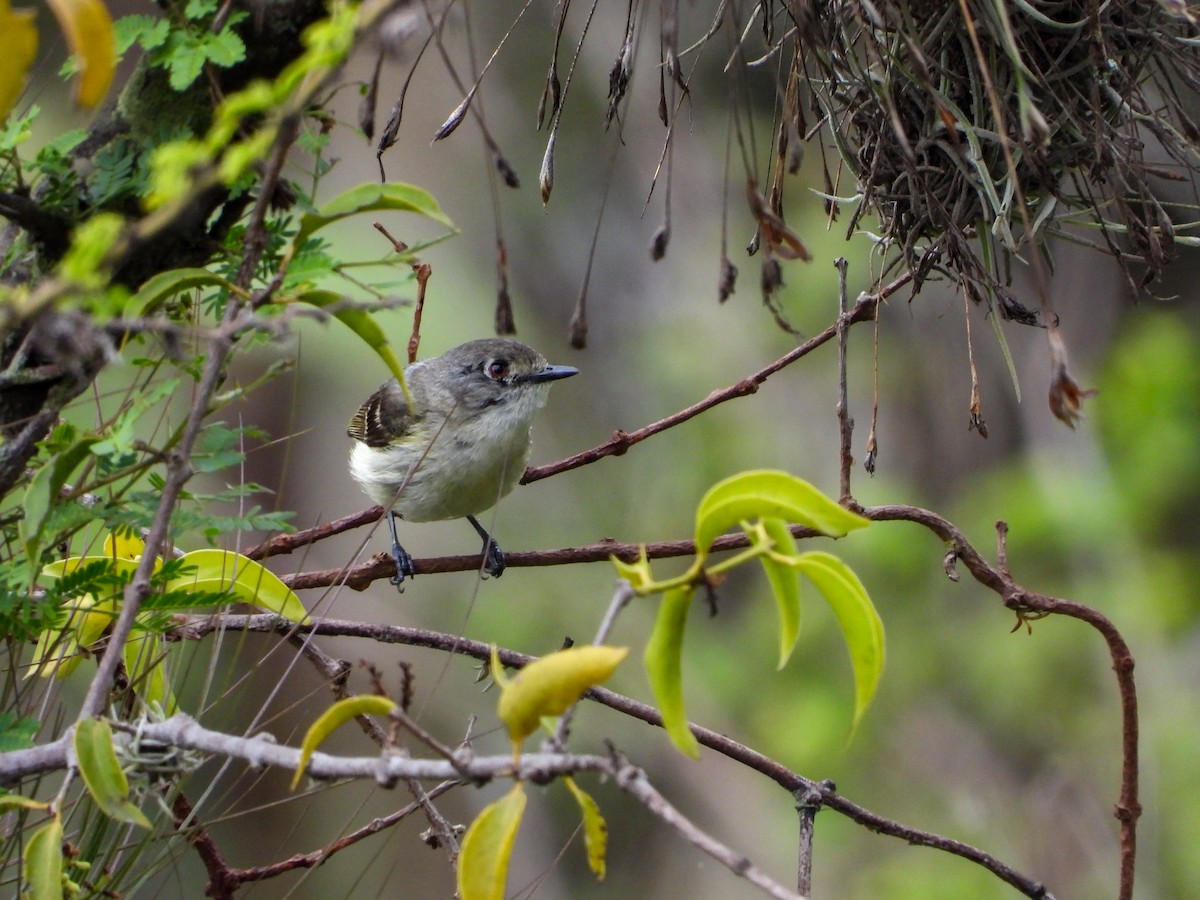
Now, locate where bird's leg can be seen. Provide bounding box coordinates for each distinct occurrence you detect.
[466,515,505,578]
[387,511,416,590]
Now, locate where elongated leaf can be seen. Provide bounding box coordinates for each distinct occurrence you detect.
[753,518,802,669]
[124,631,177,715]
[24,816,63,900]
[291,695,397,789]
[0,793,49,813]
[496,645,628,746]
[45,0,114,107]
[20,435,98,566]
[126,268,239,317]
[794,552,885,740]
[643,586,700,757]
[294,182,453,245]
[563,775,608,880]
[41,555,139,581]
[74,718,152,828]
[695,471,869,558]
[457,784,527,900]
[0,1,37,122]
[168,549,308,623]
[291,289,406,384]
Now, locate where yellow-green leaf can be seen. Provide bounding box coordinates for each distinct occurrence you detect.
[563,775,608,880]
[496,645,628,747]
[45,0,115,107]
[694,471,869,559]
[73,718,152,829]
[294,182,453,245]
[126,268,239,317]
[0,793,49,814]
[457,783,527,900]
[27,593,118,680]
[794,551,885,740]
[643,586,700,757]
[290,289,407,385]
[124,631,177,715]
[291,695,397,790]
[27,622,83,680]
[608,545,654,592]
[20,434,98,568]
[169,549,308,623]
[24,816,63,900]
[752,518,802,668]
[0,1,38,122]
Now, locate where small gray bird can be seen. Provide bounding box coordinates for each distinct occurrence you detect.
[347,338,578,587]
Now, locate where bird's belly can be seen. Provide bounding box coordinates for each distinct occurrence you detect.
[349,428,532,522]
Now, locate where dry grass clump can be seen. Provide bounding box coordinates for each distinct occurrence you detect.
[797,0,1200,312]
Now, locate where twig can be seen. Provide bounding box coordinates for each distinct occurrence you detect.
[521,271,903,485]
[245,506,384,561]
[278,524,825,591]
[794,782,828,896]
[834,257,853,501]
[611,751,804,900]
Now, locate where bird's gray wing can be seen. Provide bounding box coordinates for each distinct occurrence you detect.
[347,381,413,448]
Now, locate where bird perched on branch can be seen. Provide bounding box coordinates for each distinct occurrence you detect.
[348,338,577,588]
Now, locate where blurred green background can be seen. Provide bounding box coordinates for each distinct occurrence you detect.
[20,2,1200,897]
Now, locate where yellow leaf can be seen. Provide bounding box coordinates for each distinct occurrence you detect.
[45,0,115,107]
[0,0,37,122]
[169,549,309,623]
[104,529,145,562]
[291,695,397,790]
[496,645,628,747]
[563,775,608,880]
[457,784,527,900]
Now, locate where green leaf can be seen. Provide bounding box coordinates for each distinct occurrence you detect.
[167,549,308,623]
[457,784,527,900]
[24,816,63,900]
[294,182,453,246]
[563,776,608,881]
[124,631,177,714]
[794,551,885,740]
[20,434,98,566]
[0,712,40,752]
[0,793,49,813]
[752,518,802,669]
[74,718,152,828]
[694,470,869,559]
[291,695,397,790]
[289,289,407,385]
[495,645,628,747]
[643,586,700,758]
[126,267,238,317]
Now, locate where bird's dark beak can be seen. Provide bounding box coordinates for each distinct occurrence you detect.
[523,364,579,384]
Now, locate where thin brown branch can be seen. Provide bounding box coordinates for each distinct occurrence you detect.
[277,524,824,591]
[245,506,384,561]
[862,504,1138,898]
[227,780,460,888]
[834,256,853,502]
[521,272,906,485]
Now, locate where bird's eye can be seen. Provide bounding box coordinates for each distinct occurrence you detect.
[486,359,510,380]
